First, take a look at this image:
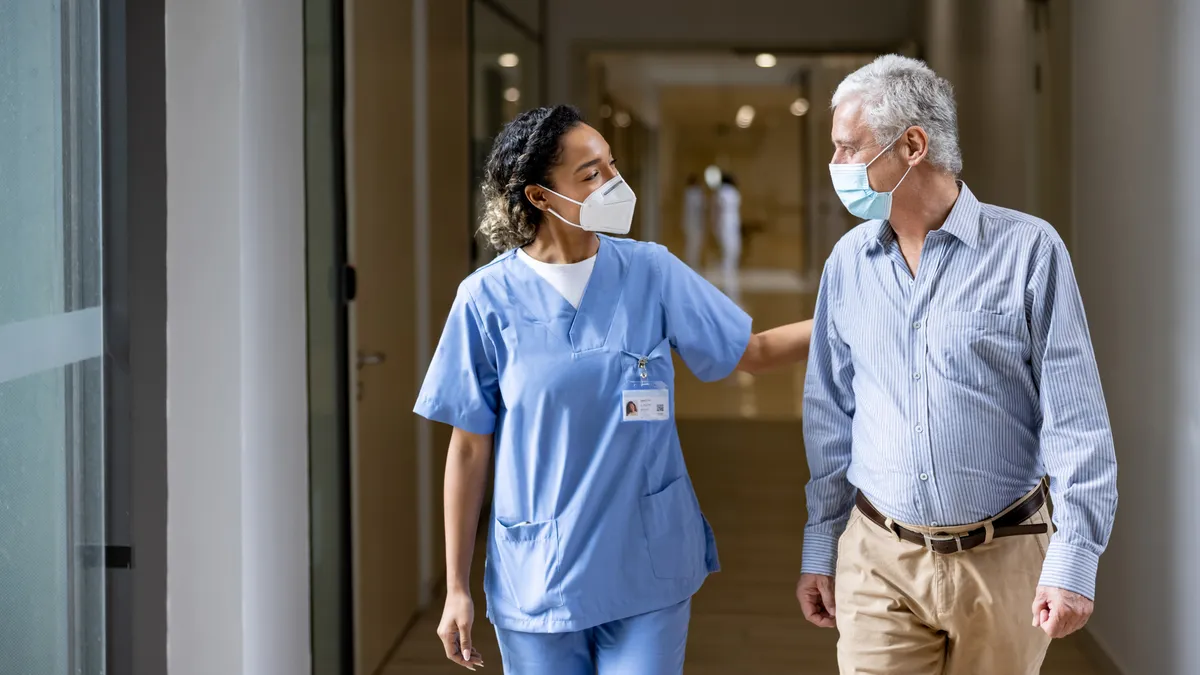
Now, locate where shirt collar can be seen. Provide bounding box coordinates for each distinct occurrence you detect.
[938,182,982,249]
[865,181,981,253]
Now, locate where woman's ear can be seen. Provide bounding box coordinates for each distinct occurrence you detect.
[524,184,550,211]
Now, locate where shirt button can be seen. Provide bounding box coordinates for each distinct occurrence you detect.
[915,425,924,433]
[913,372,922,380]
[913,321,922,329]
[920,473,930,481]
[932,521,941,527]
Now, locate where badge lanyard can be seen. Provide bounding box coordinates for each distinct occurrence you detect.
[621,352,669,422]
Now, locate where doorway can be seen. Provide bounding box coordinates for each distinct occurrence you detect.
[306,1,479,674]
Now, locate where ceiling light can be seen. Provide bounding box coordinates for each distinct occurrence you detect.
[755,53,777,68]
[735,105,755,128]
[498,53,520,68]
[504,87,521,102]
[599,104,613,118]
[790,97,811,116]
[613,111,632,128]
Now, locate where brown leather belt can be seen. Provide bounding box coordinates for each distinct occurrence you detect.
[855,484,1049,554]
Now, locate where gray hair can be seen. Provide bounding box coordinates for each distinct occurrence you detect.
[831,55,963,175]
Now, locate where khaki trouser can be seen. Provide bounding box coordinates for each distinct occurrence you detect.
[835,489,1053,675]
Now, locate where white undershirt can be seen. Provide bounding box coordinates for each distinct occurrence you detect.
[516,248,596,309]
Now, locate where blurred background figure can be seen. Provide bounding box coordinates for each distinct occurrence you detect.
[682,174,707,269]
[715,173,742,303]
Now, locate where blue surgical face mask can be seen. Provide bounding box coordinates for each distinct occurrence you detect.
[829,137,914,221]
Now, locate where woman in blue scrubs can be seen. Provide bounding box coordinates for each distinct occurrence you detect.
[415,105,813,673]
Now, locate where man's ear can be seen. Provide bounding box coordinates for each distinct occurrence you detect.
[904,127,930,166]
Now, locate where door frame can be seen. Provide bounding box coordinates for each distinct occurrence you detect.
[100,0,169,674]
[305,0,356,673]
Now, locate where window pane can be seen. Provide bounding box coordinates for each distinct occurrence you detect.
[0,367,70,672]
[0,1,105,673]
[0,1,67,325]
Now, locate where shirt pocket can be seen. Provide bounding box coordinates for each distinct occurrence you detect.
[932,310,1029,389]
[639,475,706,579]
[492,518,565,615]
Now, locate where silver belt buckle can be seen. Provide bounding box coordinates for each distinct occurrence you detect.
[924,532,965,553]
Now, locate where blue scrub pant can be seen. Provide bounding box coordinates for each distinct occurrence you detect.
[495,598,692,674]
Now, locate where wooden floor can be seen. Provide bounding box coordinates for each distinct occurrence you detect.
[383,419,1102,674]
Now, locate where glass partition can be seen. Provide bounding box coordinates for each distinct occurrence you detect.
[0,1,107,672]
[470,0,544,268]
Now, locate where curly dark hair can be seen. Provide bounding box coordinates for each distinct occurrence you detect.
[479,105,585,252]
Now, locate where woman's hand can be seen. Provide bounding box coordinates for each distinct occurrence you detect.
[437,590,485,670]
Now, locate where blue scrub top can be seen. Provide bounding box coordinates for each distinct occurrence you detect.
[415,236,752,633]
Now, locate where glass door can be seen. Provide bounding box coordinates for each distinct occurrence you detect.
[0,0,107,673]
[305,0,354,673]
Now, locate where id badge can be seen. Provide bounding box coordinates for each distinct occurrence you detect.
[621,357,670,422]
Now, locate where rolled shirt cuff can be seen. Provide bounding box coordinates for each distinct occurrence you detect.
[1038,541,1101,600]
[800,530,841,577]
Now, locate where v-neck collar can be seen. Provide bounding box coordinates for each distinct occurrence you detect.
[508,236,626,354]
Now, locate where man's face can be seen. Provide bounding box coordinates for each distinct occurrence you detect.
[830,96,909,195]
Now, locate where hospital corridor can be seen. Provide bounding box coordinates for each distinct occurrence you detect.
[3,1,1198,675]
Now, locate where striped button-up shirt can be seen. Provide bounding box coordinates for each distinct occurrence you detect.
[802,183,1118,599]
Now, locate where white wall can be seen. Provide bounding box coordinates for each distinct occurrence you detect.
[546,0,922,104]
[923,0,1032,211]
[166,0,311,673]
[924,0,1074,237]
[1074,1,1200,673]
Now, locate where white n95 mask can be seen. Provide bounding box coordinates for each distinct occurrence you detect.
[539,175,637,235]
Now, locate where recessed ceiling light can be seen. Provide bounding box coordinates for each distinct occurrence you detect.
[498,53,520,68]
[735,105,755,128]
[790,98,811,116]
[613,111,632,128]
[599,104,613,118]
[504,87,521,102]
[755,53,777,68]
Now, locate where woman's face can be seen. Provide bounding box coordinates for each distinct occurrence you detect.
[527,123,618,226]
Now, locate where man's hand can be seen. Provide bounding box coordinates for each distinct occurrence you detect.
[797,573,837,628]
[437,590,485,670]
[1032,586,1094,638]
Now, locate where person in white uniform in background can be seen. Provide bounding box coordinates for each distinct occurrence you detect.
[682,174,706,270]
[715,174,742,303]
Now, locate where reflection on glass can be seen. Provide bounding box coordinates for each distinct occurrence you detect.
[471,0,542,267]
[493,0,540,33]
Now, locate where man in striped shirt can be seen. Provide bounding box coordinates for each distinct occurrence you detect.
[797,55,1118,675]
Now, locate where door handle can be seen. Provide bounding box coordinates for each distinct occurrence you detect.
[357,350,387,369]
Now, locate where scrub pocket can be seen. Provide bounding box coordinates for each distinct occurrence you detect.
[639,476,705,580]
[493,518,565,614]
[933,310,1029,389]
